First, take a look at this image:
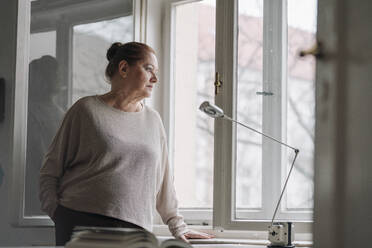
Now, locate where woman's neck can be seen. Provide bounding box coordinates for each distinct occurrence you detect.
[99,91,143,112]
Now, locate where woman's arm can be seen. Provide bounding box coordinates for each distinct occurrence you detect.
[154,113,214,241]
[39,105,79,219]
[155,138,189,238]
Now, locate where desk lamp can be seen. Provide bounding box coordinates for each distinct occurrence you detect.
[199,101,299,248]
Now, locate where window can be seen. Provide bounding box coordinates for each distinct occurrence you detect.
[14,0,135,225]
[72,16,133,103]
[167,0,317,230]
[170,0,216,223]
[286,0,316,211]
[236,0,263,218]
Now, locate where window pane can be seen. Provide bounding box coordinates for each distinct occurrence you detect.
[173,0,216,208]
[285,0,317,210]
[25,0,133,217]
[72,16,133,103]
[235,0,263,217]
[26,30,59,216]
[29,31,56,61]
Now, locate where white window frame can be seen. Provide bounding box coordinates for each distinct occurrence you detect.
[165,0,313,232]
[162,0,215,225]
[10,0,144,227]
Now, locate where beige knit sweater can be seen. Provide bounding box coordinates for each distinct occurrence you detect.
[39,95,188,237]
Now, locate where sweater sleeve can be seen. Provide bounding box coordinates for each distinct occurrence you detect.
[156,138,189,238]
[39,104,80,219]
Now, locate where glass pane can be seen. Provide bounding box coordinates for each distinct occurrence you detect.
[26,30,59,216]
[72,16,133,103]
[29,31,57,61]
[235,0,264,218]
[25,0,132,217]
[286,0,317,210]
[173,0,216,208]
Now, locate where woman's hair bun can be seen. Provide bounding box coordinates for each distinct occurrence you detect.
[106,42,122,61]
[105,41,155,80]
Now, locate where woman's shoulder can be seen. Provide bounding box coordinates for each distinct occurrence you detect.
[73,95,96,106]
[143,105,167,139]
[70,95,99,110]
[144,104,162,122]
[63,95,97,118]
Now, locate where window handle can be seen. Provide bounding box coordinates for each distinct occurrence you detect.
[256,91,274,96]
[299,41,323,59]
[214,72,223,95]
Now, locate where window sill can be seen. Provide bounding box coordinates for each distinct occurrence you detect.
[153,225,313,247]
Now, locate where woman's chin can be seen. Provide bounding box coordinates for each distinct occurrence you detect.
[144,89,153,97]
[143,92,152,98]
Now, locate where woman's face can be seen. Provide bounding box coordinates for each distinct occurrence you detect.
[120,52,158,98]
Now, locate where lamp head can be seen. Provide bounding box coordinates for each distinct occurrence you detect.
[199,101,224,118]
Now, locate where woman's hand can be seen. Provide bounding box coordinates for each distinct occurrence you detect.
[179,229,215,243]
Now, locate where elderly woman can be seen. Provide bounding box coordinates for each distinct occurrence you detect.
[39,42,213,246]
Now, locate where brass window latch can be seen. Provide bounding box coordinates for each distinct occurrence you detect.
[299,41,323,59]
[214,72,223,95]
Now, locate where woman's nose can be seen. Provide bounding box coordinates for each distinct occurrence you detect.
[150,73,158,83]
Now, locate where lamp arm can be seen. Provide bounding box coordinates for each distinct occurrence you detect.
[223,115,298,152]
[270,149,299,226]
[221,115,300,227]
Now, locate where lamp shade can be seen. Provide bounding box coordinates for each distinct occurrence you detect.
[199,101,224,118]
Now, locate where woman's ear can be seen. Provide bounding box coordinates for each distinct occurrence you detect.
[118,60,129,78]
